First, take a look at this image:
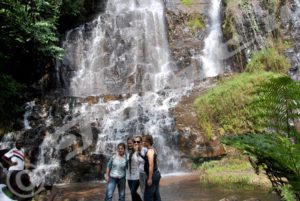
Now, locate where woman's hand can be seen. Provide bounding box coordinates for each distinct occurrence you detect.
[105,174,109,182]
[147,177,152,186]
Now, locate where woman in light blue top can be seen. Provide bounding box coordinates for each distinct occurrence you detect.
[104,143,127,201]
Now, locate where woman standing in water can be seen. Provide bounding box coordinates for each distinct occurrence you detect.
[104,143,127,201]
[142,134,161,201]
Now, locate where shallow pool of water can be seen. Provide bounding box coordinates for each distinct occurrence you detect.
[51,174,280,201]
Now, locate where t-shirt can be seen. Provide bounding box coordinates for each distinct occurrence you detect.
[0,184,17,201]
[4,148,24,171]
[107,155,127,179]
[138,147,147,173]
[126,152,139,180]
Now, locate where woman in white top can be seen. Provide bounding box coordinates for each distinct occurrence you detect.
[126,137,142,201]
[136,136,147,201]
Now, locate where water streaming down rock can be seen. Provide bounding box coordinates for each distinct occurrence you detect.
[200,0,225,77]
[59,0,176,97]
[31,0,193,184]
[24,101,35,130]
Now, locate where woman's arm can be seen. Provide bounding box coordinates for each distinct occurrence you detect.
[2,156,16,167]
[105,167,110,182]
[105,156,113,182]
[147,149,154,186]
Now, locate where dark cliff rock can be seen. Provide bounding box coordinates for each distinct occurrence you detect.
[171,78,226,159]
[222,0,300,74]
[165,0,228,159]
[165,0,209,75]
[58,0,108,33]
[19,96,118,183]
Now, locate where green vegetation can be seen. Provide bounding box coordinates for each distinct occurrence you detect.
[0,0,95,131]
[181,0,192,6]
[281,186,297,201]
[246,38,292,73]
[188,15,205,31]
[222,76,300,200]
[0,75,24,133]
[195,157,270,189]
[246,47,291,73]
[222,0,290,71]
[262,0,287,16]
[194,72,280,139]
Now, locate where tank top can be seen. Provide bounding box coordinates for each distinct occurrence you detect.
[144,149,159,175]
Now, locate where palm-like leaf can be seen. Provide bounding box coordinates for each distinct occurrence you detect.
[223,76,300,200]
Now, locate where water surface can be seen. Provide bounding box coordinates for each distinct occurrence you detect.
[52,174,280,201]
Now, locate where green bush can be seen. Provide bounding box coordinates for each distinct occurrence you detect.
[246,47,291,73]
[196,157,267,189]
[188,17,205,31]
[181,0,192,6]
[222,76,300,200]
[0,74,24,132]
[194,72,280,139]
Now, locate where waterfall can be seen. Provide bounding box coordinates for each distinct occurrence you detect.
[60,0,174,97]
[296,0,300,9]
[23,101,35,130]
[30,0,191,184]
[200,0,224,77]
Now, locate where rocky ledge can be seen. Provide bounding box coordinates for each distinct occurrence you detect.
[171,77,226,160]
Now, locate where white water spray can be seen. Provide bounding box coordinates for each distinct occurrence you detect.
[35,0,191,179]
[23,101,35,130]
[200,0,224,77]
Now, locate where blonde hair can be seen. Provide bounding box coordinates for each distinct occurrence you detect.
[134,136,142,141]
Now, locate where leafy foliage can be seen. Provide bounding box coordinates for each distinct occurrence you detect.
[251,76,300,139]
[60,0,85,17]
[58,0,92,32]
[181,0,192,6]
[0,0,65,128]
[281,186,297,201]
[188,16,205,31]
[222,76,300,200]
[0,74,24,130]
[0,0,63,61]
[194,72,279,139]
[195,157,270,190]
[246,47,291,73]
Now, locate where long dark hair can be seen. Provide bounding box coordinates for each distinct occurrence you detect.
[117,142,126,150]
[127,137,134,174]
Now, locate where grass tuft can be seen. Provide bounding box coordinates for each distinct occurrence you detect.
[196,157,271,190]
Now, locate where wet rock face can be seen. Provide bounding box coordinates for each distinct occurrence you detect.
[223,0,300,72]
[164,0,229,160]
[20,96,123,183]
[166,11,205,68]
[171,78,226,159]
[165,0,209,75]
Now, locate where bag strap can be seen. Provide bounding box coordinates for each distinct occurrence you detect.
[138,152,146,160]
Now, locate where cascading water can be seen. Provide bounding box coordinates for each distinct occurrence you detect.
[23,101,35,130]
[200,0,225,77]
[31,0,191,184]
[296,0,300,9]
[62,0,175,97]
